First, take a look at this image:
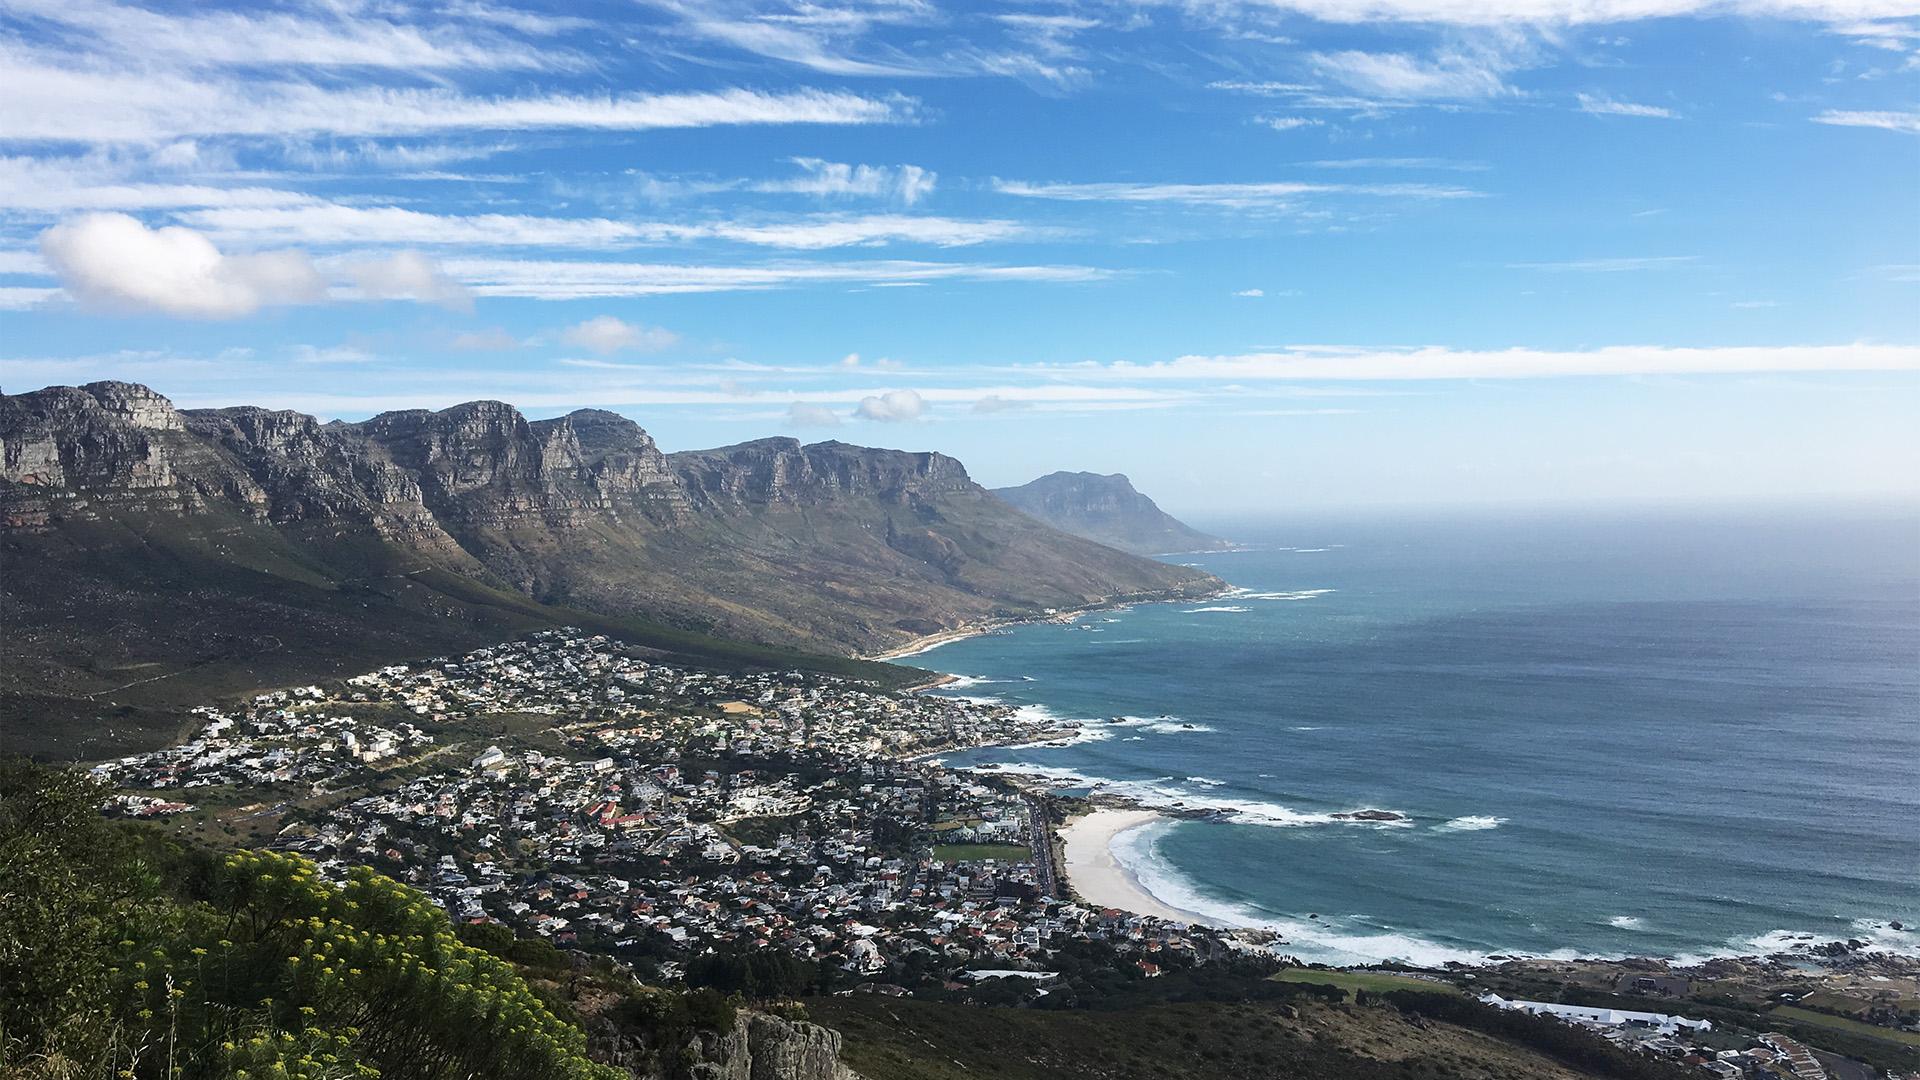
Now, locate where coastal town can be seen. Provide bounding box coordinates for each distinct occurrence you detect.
[86,628,1920,1077]
[89,628,1244,995]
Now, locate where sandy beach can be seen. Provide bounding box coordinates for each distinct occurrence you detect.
[1059,808,1211,926]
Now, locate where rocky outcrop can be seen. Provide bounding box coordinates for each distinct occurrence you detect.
[993,471,1231,556]
[687,1012,855,1080]
[1,382,1220,658]
[593,1010,857,1080]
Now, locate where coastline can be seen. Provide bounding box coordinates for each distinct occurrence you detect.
[863,584,1233,664]
[1058,808,1213,926]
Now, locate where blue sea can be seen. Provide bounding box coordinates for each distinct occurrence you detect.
[921,503,1920,966]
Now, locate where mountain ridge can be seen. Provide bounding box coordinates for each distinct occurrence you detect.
[1,382,1219,755]
[993,470,1233,556]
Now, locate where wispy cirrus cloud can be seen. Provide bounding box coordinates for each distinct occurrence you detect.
[1171,0,1920,26]
[1506,255,1698,272]
[993,178,1481,207]
[752,159,938,205]
[1029,343,1920,381]
[0,54,917,143]
[179,204,1043,250]
[1577,93,1680,118]
[438,256,1120,299]
[2,0,581,72]
[1309,47,1520,100]
[1812,108,1920,133]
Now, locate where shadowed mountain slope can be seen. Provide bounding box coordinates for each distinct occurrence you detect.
[1,383,1218,755]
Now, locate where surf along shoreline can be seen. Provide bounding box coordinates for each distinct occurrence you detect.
[875,597,1920,976]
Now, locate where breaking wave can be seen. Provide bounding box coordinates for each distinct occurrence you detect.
[1225,587,1337,601]
[1434,815,1507,832]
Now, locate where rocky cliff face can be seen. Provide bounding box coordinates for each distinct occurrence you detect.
[2,383,1219,664]
[992,471,1231,556]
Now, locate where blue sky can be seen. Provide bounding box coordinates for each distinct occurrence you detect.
[2,0,1917,514]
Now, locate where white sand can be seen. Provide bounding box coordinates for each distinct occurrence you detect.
[1059,809,1210,926]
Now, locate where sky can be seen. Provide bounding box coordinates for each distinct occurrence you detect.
[2,0,1917,516]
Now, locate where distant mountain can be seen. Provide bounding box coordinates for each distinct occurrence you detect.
[1,383,1218,755]
[992,471,1231,556]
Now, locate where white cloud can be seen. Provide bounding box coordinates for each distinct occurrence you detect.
[1042,343,1920,381]
[1309,48,1518,99]
[0,60,917,143]
[4,0,575,72]
[290,345,378,365]
[993,178,1478,207]
[437,257,1118,299]
[853,388,926,421]
[1175,0,1920,26]
[1812,108,1920,133]
[0,154,316,214]
[1235,288,1266,297]
[0,286,60,310]
[182,203,1035,250]
[971,394,1029,413]
[39,212,326,318]
[1261,116,1326,130]
[702,215,1038,249]
[1507,255,1698,271]
[786,402,843,427]
[448,328,525,351]
[1577,93,1680,118]
[341,251,473,310]
[840,352,864,368]
[756,159,938,204]
[561,316,680,354]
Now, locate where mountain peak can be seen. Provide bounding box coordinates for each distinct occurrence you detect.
[993,470,1231,556]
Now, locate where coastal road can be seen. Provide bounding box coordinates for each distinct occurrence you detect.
[1024,795,1061,898]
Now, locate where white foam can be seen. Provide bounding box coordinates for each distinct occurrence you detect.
[1608,915,1646,930]
[1109,715,1215,735]
[1109,824,1495,967]
[1225,587,1337,602]
[1434,815,1507,832]
[1183,605,1251,613]
[1185,776,1226,787]
[977,764,1410,830]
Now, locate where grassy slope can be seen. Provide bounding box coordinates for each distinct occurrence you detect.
[810,996,1599,1080]
[1271,968,1469,997]
[1,508,923,760]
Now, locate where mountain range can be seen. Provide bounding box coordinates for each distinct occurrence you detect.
[0,382,1219,756]
[993,471,1233,556]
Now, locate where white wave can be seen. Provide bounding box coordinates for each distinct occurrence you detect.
[1608,915,1645,930]
[1185,776,1226,787]
[1434,815,1507,833]
[941,674,999,690]
[1288,726,1323,732]
[1108,825,1494,967]
[1107,715,1215,735]
[968,763,1397,828]
[1183,605,1251,613]
[1290,547,1331,553]
[1226,587,1337,601]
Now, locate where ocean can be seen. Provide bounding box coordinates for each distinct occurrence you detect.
[922,503,1920,967]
